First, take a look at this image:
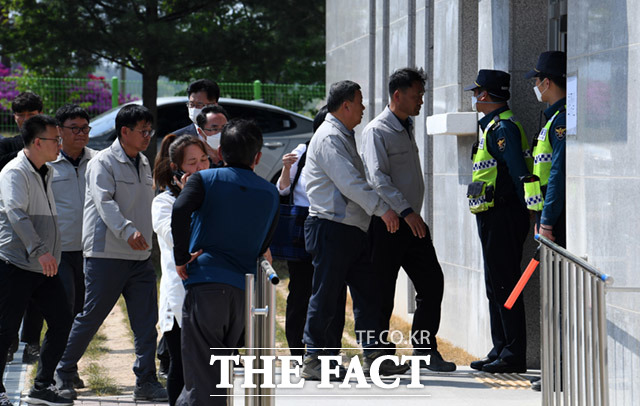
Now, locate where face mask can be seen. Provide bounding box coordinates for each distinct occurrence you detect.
[533,80,547,102]
[206,132,221,150]
[188,107,202,124]
[471,96,478,112]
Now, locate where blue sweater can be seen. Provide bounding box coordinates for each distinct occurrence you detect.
[171,165,279,289]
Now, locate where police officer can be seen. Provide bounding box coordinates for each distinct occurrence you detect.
[465,70,531,373]
[524,51,567,248]
[524,51,567,393]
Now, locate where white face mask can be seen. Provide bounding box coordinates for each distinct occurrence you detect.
[188,107,202,124]
[206,132,221,150]
[533,80,547,102]
[471,96,478,112]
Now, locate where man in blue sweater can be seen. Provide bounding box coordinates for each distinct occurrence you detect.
[171,119,279,406]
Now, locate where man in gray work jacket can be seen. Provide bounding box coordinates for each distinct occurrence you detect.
[361,67,455,372]
[0,115,72,406]
[49,104,96,394]
[51,105,97,320]
[301,80,409,380]
[56,105,167,401]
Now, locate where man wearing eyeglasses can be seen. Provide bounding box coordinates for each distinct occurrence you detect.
[172,79,220,137]
[46,105,97,395]
[0,115,74,406]
[56,105,167,402]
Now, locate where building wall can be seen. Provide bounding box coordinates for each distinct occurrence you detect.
[567,0,640,403]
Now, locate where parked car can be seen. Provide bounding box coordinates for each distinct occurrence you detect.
[88,97,314,182]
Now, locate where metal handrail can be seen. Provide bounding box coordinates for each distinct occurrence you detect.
[538,235,610,406]
[536,235,612,283]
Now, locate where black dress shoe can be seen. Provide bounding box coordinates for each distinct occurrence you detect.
[531,379,541,391]
[414,349,456,372]
[481,358,526,373]
[470,357,494,371]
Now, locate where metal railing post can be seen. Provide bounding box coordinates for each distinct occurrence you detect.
[245,274,255,406]
[244,258,279,406]
[585,273,593,406]
[597,281,609,406]
[553,252,561,405]
[576,265,584,406]
[561,260,569,405]
[541,246,551,406]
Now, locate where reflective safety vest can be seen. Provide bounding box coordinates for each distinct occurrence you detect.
[524,106,564,211]
[468,110,532,214]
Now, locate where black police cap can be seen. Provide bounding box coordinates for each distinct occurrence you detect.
[464,69,511,100]
[525,51,566,79]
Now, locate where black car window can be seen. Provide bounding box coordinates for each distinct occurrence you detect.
[220,104,297,134]
[89,108,119,137]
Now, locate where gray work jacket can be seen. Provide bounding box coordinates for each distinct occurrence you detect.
[82,139,153,261]
[50,147,97,252]
[303,113,389,233]
[0,150,61,272]
[361,106,425,215]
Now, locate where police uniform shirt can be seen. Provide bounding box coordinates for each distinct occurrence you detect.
[478,105,530,206]
[540,97,566,226]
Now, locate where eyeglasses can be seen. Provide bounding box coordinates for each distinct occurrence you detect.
[61,125,91,135]
[128,127,155,138]
[186,102,216,109]
[38,137,63,145]
[202,125,225,133]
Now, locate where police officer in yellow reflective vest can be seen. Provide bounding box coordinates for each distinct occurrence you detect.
[465,70,531,374]
[524,51,567,248]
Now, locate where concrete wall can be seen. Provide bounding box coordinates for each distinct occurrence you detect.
[567,0,640,403]
[327,0,434,318]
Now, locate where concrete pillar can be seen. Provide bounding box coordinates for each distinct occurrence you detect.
[431,0,488,358]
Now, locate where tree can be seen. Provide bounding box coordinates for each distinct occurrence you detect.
[0,0,326,158]
[183,0,325,84]
[0,0,231,159]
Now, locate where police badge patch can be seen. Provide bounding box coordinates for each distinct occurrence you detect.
[555,126,566,140]
[497,137,506,151]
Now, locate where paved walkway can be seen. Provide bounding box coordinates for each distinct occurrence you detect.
[8,365,541,405]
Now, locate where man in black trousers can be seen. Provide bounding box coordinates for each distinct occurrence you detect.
[361,67,455,372]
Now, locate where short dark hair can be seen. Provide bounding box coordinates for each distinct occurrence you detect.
[388,67,426,96]
[55,104,90,126]
[220,119,263,166]
[187,79,220,102]
[539,74,566,90]
[327,80,361,113]
[21,114,57,146]
[115,104,153,139]
[12,92,43,114]
[313,105,328,133]
[196,105,229,129]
